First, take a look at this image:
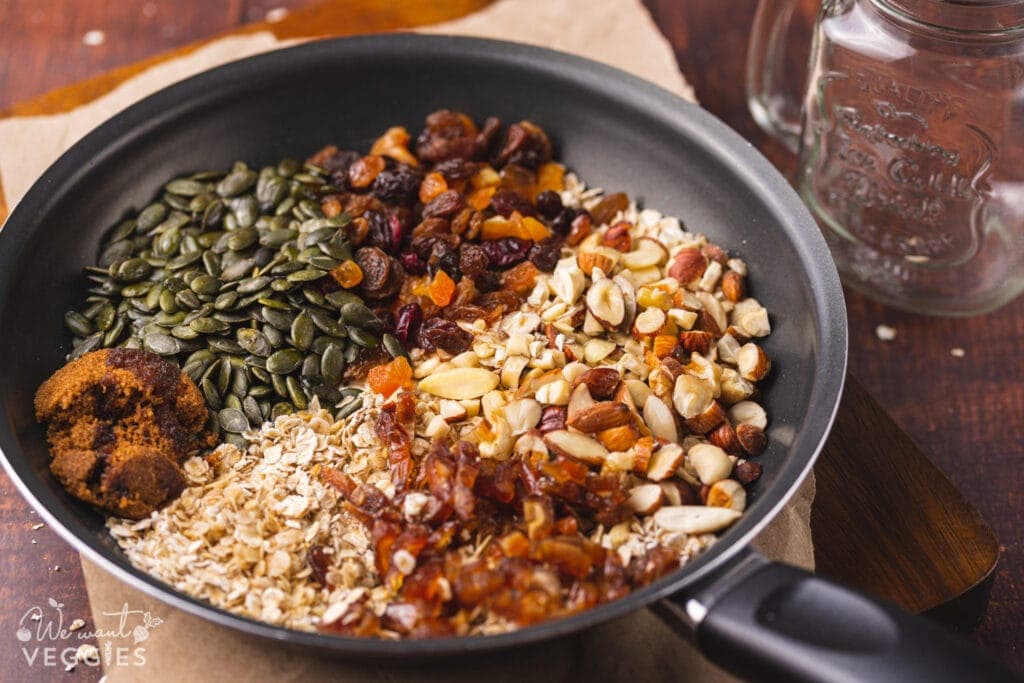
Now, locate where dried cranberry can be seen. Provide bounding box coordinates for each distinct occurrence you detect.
[459,244,489,279]
[395,304,424,346]
[528,238,562,273]
[552,208,581,235]
[535,190,563,219]
[371,165,423,205]
[491,190,536,218]
[418,318,473,354]
[399,251,428,275]
[480,238,531,269]
[433,159,479,181]
[423,190,465,219]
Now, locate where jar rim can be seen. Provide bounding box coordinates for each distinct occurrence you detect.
[875,0,1024,34]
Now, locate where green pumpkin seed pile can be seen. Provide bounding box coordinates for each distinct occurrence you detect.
[65,159,400,447]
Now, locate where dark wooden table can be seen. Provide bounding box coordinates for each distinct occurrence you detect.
[0,0,1020,678]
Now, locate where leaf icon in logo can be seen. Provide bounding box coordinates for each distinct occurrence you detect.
[132,626,149,644]
[16,627,32,642]
[47,598,58,608]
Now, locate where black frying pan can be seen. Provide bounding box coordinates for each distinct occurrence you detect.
[0,35,1015,683]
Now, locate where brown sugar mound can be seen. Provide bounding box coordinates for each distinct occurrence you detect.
[34,348,215,519]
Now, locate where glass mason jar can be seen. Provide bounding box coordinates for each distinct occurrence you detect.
[747,0,1024,315]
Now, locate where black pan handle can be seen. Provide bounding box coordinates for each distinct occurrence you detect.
[653,549,1021,683]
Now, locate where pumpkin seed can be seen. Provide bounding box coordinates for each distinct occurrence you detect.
[143,333,180,355]
[242,395,263,425]
[382,333,407,359]
[64,311,94,337]
[218,408,249,433]
[286,376,308,410]
[266,348,304,374]
[237,328,272,356]
[348,326,380,349]
[321,343,346,384]
[339,302,378,328]
[290,311,314,351]
[201,378,223,411]
[217,168,257,198]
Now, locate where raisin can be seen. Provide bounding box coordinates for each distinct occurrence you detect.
[473,271,501,293]
[399,251,428,275]
[459,243,489,279]
[480,237,531,268]
[535,190,563,219]
[491,190,536,218]
[418,317,473,354]
[371,165,423,205]
[528,238,562,272]
[306,146,361,188]
[365,210,394,253]
[492,121,553,169]
[394,303,424,346]
[423,190,465,219]
[416,110,482,163]
[552,207,579,234]
[355,246,405,301]
[374,308,396,335]
[433,158,479,181]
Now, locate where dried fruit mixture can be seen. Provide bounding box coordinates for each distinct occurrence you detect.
[83,110,773,638]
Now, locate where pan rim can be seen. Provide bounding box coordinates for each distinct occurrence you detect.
[0,33,848,657]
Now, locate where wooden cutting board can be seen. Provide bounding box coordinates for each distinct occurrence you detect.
[0,0,997,627]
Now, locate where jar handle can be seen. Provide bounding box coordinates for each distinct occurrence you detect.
[746,0,811,153]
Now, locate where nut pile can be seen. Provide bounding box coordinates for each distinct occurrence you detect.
[102,111,773,639]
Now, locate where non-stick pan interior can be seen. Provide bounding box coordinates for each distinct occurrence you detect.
[0,35,846,656]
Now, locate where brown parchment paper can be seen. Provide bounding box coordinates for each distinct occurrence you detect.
[0,1,815,680]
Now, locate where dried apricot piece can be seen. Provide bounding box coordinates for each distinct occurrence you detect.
[428,270,457,307]
[535,162,565,194]
[467,186,497,210]
[330,260,364,289]
[370,126,419,167]
[349,155,386,189]
[521,215,552,241]
[367,356,413,397]
[470,164,501,189]
[418,172,449,204]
